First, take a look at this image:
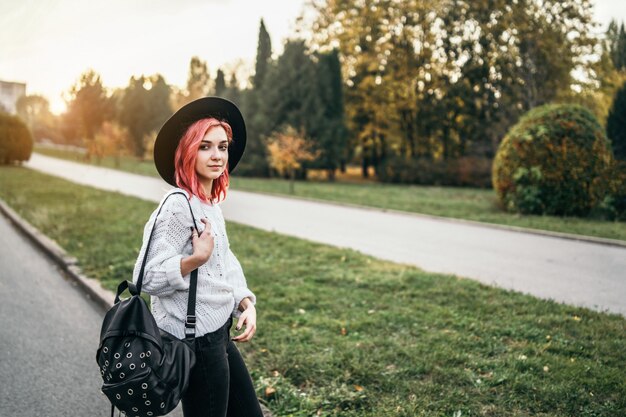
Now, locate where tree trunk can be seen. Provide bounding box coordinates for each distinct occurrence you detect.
[361,144,369,178]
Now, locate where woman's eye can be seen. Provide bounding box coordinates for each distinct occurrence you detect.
[199,145,209,150]
[219,146,228,151]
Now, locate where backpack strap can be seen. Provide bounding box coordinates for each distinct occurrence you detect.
[135,191,201,338]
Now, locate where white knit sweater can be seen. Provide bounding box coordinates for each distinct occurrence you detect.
[132,188,256,339]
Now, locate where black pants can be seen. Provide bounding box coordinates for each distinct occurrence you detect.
[181,318,264,417]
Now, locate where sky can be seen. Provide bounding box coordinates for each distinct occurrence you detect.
[1,0,625,114]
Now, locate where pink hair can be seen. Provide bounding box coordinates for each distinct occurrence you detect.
[174,118,233,204]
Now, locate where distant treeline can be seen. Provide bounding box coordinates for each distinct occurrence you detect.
[12,0,626,185]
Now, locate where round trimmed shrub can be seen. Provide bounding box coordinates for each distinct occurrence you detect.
[492,104,614,216]
[0,113,33,165]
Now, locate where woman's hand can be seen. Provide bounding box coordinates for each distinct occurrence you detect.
[191,218,214,263]
[233,303,257,343]
[181,218,214,276]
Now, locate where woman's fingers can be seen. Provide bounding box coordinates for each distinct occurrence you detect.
[233,311,256,342]
[233,323,256,342]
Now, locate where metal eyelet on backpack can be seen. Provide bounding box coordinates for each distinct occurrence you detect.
[160,402,165,408]
[145,400,151,406]
[103,347,108,353]
[142,393,147,399]
[115,394,121,400]
[140,363,146,368]
[147,412,153,416]
[119,373,125,379]
[126,352,132,358]
[139,353,145,358]
[125,342,131,348]
[114,353,121,359]
[141,383,148,389]
[105,360,109,366]
[129,363,136,370]
[127,389,133,395]
[132,407,138,412]
[146,351,151,357]
[116,363,122,369]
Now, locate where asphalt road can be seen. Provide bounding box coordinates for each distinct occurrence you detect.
[0,212,184,416]
[24,153,626,316]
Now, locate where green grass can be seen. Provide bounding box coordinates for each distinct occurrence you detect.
[1,165,624,416]
[33,145,626,242]
[34,146,159,177]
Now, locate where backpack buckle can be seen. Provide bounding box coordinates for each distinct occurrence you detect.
[185,315,196,328]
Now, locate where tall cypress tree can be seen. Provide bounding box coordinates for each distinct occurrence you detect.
[618,24,626,70]
[607,81,626,161]
[214,69,226,96]
[253,19,272,89]
[313,49,348,180]
[236,19,274,177]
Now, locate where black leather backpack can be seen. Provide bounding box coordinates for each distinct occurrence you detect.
[96,192,199,417]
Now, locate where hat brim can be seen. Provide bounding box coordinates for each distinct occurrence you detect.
[154,97,246,187]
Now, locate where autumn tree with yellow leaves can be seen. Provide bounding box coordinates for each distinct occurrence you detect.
[266,126,321,194]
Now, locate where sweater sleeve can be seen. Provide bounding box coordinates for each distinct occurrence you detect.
[225,245,256,318]
[133,195,194,296]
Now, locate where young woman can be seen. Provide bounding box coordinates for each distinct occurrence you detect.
[132,97,264,417]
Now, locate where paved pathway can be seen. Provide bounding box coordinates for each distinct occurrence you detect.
[0,211,185,415]
[24,153,626,316]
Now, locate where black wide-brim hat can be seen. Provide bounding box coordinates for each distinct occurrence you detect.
[154,96,246,186]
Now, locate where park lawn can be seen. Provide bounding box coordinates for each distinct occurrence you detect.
[33,146,626,242]
[1,166,625,416]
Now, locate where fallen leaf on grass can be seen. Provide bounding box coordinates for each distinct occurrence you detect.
[265,386,276,399]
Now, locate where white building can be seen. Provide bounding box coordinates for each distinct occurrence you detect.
[0,80,26,114]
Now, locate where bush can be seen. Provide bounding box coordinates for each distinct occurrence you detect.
[492,104,614,216]
[0,113,33,165]
[606,81,626,161]
[590,160,626,221]
[377,155,493,188]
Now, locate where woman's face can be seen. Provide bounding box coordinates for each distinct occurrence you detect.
[195,125,229,182]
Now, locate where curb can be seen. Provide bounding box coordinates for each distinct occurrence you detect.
[0,197,274,417]
[235,188,626,248]
[0,198,115,311]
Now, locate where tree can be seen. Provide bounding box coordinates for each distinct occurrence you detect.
[187,57,210,99]
[607,81,626,161]
[65,69,111,140]
[253,19,272,89]
[215,69,226,96]
[607,20,626,70]
[15,95,57,141]
[311,49,348,180]
[89,121,130,166]
[172,57,211,109]
[118,74,172,158]
[266,125,320,193]
[308,0,600,179]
